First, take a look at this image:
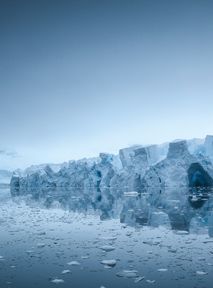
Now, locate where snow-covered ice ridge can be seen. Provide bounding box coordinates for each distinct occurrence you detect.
[10,135,213,196]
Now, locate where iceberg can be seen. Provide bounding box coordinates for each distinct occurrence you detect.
[10,136,213,199]
[142,140,213,189]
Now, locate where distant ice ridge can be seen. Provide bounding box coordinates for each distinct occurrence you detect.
[10,135,213,196]
[0,170,12,185]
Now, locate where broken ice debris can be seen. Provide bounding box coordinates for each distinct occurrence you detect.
[100,236,117,241]
[134,276,145,283]
[116,270,138,278]
[101,259,117,267]
[61,269,70,274]
[124,191,139,197]
[67,261,80,266]
[196,271,208,275]
[175,231,189,235]
[146,279,156,284]
[100,245,115,252]
[37,243,45,248]
[157,268,168,272]
[51,278,64,284]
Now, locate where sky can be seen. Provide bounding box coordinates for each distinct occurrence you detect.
[0,0,213,170]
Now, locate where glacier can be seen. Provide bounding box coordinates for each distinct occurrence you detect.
[10,136,213,203]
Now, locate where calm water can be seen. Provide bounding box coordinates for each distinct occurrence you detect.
[0,187,213,288]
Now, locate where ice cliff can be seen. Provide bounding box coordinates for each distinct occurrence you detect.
[10,136,213,197]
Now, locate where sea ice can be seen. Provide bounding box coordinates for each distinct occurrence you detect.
[101,259,117,267]
[51,278,65,284]
[67,261,80,266]
[100,245,115,252]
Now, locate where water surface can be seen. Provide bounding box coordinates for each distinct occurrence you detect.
[0,187,213,288]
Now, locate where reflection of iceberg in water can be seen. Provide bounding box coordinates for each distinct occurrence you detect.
[12,184,213,237]
[9,136,213,239]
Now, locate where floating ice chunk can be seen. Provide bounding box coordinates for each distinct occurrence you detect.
[157,268,168,272]
[0,256,4,260]
[116,270,138,278]
[67,261,80,266]
[37,243,45,248]
[100,245,115,252]
[26,250,34,254]
[51,278,64,284]
[134,276,145,283]
[146,279,155,284]
[124,191,139,197]
[175,231,189,235]
[101,259,117,267]
[196,271,208,275]
[81,255,89,259]
[100,236,117,241]
[61,269,70,274]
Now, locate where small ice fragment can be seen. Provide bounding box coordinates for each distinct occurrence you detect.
[134,276,145,283]
[196,271,208,275]
[100,236,117,241]
[157,268,168,272]
[26,250,34,254]
[67,261,80,266]
[61,269,70,274]
[124,191,139,197]
[37,243,45,248]
[116,270,138,278]
[175,230,189,235]
[168,248,177,253]
[100,245,115,252]
[81,255,89,259]
[146,279,155,284]
[101,259,117,267]
[51,278,64,284]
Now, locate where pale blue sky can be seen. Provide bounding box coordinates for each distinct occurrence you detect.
[0,0,213,169]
